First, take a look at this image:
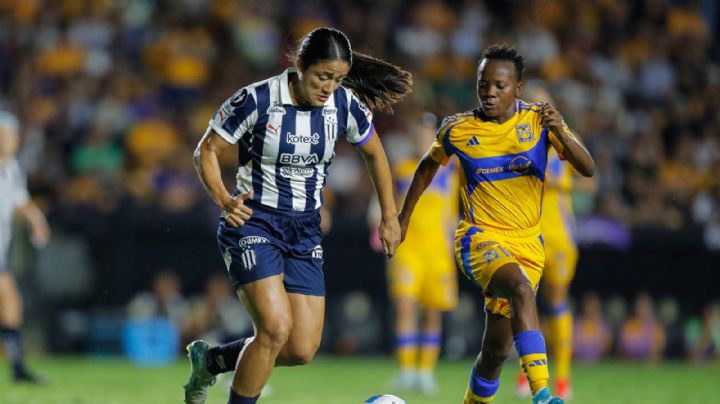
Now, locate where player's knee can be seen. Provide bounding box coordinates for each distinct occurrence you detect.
[507,277,534,303]
[284,347,317,366]
[257,319,293,351]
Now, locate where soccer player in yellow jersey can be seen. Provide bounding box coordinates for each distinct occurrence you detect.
[398,45,594,404]
[516,87,580,400]
[388,113,458,395]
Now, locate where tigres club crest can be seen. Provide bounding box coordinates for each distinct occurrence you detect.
[516,123,534,143]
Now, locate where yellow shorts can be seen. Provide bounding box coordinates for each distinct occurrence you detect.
[388,241,458,311]
[454,220,545,318]
[542,235,578,286]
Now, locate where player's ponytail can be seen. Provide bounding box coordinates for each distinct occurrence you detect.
[294,27,412,113]
[343,51,413,113]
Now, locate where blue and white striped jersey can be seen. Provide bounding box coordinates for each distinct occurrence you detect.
[208,68,375,212]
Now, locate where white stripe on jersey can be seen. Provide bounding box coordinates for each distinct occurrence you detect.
[260,93,283,208]
[291,110,312,211]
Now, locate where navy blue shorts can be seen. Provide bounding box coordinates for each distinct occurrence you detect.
[217,201,325,296]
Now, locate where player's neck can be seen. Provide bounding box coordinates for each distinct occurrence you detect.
[288,74,312,107]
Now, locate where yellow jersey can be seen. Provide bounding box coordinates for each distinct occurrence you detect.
[429,100,575,232]
[394,158,456,246]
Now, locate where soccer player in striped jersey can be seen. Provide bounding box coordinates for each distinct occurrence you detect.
[0,111,50,384]
[185,27,412,404]
[398,45,594,404]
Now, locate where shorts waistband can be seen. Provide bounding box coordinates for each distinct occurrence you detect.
[459,220,541,239]
[245,200,319,219]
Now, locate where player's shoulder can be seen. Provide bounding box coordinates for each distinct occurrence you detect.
[438,110,476,134]
[220,74,282,116]
[337,86,365,108]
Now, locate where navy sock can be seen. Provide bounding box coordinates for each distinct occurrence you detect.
[207,338,247,375]
[228,388,260,404]
[1,326,24,374]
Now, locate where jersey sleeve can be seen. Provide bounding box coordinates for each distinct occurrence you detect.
[345,91,375,146]
[428,116,455,166]
[209,87,258,144]
[547,119,577,160]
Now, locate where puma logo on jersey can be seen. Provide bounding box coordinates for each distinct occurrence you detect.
[466,136,480,146]
[267,124,280,136]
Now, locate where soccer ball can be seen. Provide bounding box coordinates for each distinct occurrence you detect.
[363,394,406,404]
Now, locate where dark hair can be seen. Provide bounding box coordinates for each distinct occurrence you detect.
[480,44,525,82]
[293,27,412,112]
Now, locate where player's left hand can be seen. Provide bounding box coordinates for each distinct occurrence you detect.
[379,216,401,258]
[540,103,563,134]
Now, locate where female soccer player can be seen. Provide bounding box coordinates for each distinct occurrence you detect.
[398,45,594,404]
[185,27,411,404]
[0,111,50,384]
[384,113,458,396]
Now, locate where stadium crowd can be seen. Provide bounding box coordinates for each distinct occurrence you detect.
[1,0,718,234]
[0,0,719,361]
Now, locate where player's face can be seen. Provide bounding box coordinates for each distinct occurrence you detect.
[477,59,522,121]
[297,59,350,106]
[0,125,19,160]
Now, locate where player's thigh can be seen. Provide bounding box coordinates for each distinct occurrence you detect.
[0,271,21,314]
[284,292,325,353]
[281,242,326,351]
[237,275,292,338]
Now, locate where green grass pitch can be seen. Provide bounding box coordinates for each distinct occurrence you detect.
[1,356,718,403]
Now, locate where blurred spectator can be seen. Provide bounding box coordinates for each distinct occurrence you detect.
[0,0,718,362]
[0,0,716,241]
[329,291,383,355]
[127,269,190,335]
[573,292,612,362]
[618,293,666,361]
[685,302,720,363]
[185,272,251,346]
[657,296,685,359]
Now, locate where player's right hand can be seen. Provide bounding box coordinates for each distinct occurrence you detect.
[379,216,401,258]
[220,191,254,227]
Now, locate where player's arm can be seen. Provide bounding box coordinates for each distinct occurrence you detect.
[193,129,253,227]
[15,200,50,247]
[356,133,400,258]
[541,103,595,177]
[397,154,441,241]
